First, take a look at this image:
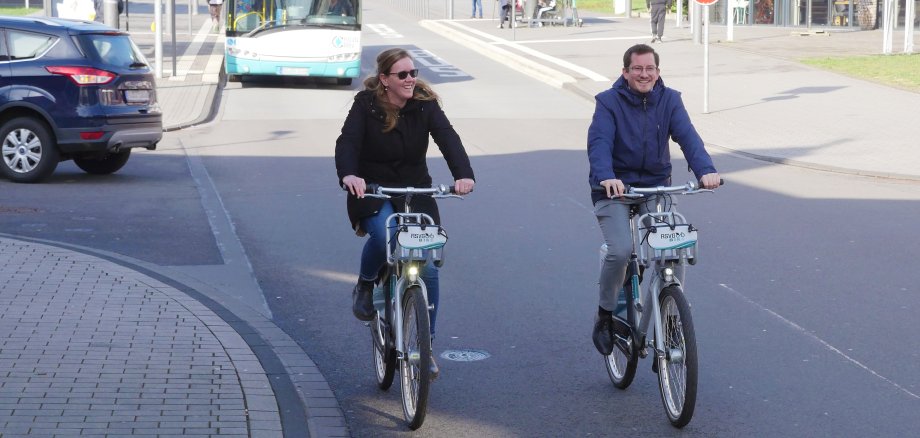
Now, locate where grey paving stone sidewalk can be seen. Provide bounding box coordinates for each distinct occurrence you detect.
[0,237,281,437]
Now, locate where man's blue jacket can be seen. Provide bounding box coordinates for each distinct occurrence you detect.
[587,75,716,203]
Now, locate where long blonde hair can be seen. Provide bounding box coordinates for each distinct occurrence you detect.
[363,48,439,133]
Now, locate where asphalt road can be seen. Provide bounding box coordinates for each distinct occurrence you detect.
[2,3,919,437]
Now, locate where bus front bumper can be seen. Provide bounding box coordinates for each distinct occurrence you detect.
[225,57,360,78]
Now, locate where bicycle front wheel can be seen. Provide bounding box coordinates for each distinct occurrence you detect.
[657,285,698,428]
[399,285,431,430]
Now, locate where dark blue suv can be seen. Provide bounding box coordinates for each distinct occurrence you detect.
[0,16,161,183]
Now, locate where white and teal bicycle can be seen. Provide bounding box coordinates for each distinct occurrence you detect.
[364,184,461,430]
[597,180,720,428]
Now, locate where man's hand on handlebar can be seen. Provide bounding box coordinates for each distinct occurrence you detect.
[454,178,475,195]
[342,175,366,198]
[599,178,625,198]
[699,173,721,190]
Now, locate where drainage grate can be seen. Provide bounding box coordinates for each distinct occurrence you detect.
[0,206,41,213]
[440,349,490,362]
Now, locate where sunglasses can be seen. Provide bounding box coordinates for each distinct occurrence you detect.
[386,69,419,80]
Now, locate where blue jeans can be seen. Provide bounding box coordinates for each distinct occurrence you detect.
[359,201,441,336]
[472,0,483,17]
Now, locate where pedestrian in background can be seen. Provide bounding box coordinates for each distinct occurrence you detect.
[498,0,512,28]
[208,0,224,33]
[472,0,483,18]
[647,0,671,42]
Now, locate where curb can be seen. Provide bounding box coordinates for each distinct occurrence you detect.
[163,63,227,132]
[0,233,350,438]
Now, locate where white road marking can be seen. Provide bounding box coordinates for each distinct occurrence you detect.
[718,283,920,400]
[440,20,610,82]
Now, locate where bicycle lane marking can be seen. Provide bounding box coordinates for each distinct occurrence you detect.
[362,25,471,79]
[437,19,611,82]
[718,283,920,400]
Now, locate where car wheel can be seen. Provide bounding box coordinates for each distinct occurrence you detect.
[74,149,131,175]
[0,117,59,183]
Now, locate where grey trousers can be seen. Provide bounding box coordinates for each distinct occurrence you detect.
[595,196,682,311]
[595,199,644,312]
[650,5,667,38]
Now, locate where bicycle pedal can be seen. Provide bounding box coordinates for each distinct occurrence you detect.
[638,347,648,359]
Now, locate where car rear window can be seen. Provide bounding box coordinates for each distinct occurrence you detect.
[79,34,148,68]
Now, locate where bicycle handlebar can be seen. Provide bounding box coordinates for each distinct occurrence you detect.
[344,183,467,199]
[592,179,724,198]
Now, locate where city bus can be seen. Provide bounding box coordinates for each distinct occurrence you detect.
[224,0,361,84]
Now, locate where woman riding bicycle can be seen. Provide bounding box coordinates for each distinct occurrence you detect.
[587,44,719,356]
[335,48,476,376]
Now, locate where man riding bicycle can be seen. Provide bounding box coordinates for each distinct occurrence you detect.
[587,44,720,355]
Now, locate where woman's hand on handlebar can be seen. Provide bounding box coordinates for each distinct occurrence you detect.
[342,175,366,198]
[454,178,475,195]
[699,173,721,190]
[600,178,625,198]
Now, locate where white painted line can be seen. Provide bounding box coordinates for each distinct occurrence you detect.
[419,19,574,89]
[202,35,226,83]
[365,23,403,39]
[511,36,650,44]
[441,20,610,82]
[168,19,213,81]
[718,283,920,400]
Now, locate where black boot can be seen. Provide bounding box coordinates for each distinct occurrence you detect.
[592,312,614,356]
[352,280,374,321]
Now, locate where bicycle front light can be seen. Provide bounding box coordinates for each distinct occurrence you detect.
[663,267,675,282]
[408,265,419,282]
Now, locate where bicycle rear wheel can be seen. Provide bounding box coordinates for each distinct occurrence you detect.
[605,322,639,389]
[657,285,698,428]
[605,288,638,389]
[399,285,431,430]
[372,311,396,390]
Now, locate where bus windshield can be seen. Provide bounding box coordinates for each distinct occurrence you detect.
[227,0,360,36]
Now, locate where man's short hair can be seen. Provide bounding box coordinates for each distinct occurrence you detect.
[623,44,660,69]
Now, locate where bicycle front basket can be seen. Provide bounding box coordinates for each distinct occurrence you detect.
[644,224,698,250]
[396,224,448,250]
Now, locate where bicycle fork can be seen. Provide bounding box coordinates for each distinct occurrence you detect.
[645,265,685,366]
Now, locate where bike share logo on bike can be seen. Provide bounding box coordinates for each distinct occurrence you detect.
[397,225,448,250]
[646,224,698,250]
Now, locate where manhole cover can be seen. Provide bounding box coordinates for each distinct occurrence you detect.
[440,349,490,362]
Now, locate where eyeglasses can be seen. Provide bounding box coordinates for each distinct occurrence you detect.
[628,66,658,75]
[386,69,419,80]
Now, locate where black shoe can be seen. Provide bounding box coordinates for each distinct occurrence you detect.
[429,355,440,380]
[592,314,614,356]
[352,280,374,321]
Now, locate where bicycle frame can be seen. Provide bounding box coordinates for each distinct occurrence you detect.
[384,207,439,360]
[630,197,696,360]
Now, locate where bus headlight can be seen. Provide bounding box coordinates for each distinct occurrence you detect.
[328,52,360,62]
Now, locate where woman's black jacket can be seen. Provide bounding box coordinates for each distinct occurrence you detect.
[335,89,475,234]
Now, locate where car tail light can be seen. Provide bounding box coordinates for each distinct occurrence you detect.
[46,66,116,85]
